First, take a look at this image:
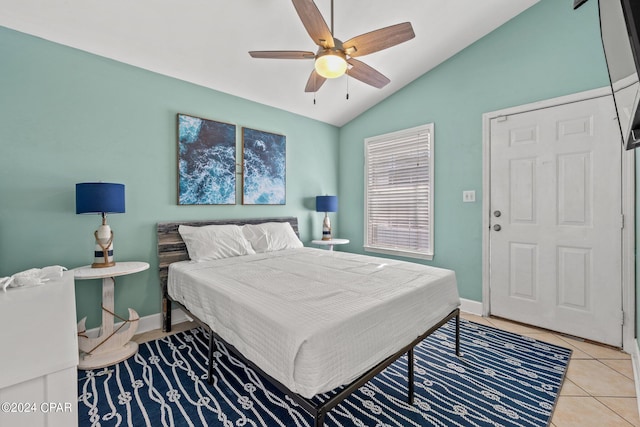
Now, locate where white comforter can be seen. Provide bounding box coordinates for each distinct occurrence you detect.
[168,247,459,398]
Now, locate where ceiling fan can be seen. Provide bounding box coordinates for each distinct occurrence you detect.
[249,0,415,93]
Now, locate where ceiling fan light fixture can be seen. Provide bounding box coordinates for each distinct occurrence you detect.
[314,50,348,79]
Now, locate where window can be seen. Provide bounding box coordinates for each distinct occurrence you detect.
[364,123,434,260]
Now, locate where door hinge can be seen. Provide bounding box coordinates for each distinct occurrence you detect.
[621,214,625,229]
[620,311,625,326]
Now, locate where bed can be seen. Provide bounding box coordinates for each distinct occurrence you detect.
[158,217,460,426]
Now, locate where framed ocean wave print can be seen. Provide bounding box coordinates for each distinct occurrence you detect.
[241,127,286,205]
[177,114,236,205]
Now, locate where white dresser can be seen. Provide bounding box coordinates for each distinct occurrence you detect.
[0,270,78,427]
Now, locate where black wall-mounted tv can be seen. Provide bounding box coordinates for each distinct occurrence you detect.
[599,0,640,150]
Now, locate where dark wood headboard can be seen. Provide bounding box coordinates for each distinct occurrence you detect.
[157,217,299,330]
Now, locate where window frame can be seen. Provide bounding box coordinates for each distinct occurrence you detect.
[363,123,434,261]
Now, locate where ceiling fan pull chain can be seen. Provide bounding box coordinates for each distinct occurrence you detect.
[346,70,350,100]
[314,70,317,104]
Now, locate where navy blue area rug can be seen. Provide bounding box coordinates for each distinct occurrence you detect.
[78,319,571,426]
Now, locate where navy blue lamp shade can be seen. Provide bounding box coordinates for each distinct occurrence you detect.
[316,195,338,213]
[316,195,337,240]
[76,183,125,214]
[76,182,125,268]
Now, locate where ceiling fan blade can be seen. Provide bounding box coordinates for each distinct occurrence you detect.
[305,69,327,92]
[249,51,315,59]
[343,22,415,58]
[291,0,334,48]
[347,58,390,89]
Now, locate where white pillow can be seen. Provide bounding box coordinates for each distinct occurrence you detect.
[178,224,256,262]
[242,222,303,253]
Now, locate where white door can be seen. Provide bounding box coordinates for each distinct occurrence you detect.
[489,95,623,347]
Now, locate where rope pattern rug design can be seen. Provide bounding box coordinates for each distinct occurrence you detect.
[78,319,571,426]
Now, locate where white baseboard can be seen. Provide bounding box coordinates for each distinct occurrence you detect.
[84,308,190,338]
[460,298,483,316]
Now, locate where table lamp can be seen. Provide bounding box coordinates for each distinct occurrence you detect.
[76,182,125,268]
[316,195,338,240]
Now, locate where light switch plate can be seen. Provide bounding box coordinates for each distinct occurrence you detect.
[463,190,476,203]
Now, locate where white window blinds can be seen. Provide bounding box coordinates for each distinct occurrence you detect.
[364,124,434,260]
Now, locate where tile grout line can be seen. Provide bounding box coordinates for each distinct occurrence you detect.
[593,396,637,427]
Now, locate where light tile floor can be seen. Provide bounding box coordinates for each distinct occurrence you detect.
[134,314,640,427]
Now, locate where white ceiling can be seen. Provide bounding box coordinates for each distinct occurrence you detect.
[0,0,539,127]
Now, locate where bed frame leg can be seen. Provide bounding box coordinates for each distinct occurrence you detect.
[207,330,214,385]
[314,410,325,427]
[407,348,415,404]
[455,310,461,357]
[162,296,172,333]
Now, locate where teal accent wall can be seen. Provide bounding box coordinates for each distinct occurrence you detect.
[0,27,339,329]
[337,0,611,302]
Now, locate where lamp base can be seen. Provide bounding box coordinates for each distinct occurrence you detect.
[91,261,116,269]
[92,225,115,268]
[322,213,332,240]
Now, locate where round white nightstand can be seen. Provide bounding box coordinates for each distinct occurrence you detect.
[311,238,350,251]
[74,261,149,370]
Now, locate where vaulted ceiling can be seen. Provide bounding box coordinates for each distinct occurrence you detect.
[0,0,539,126]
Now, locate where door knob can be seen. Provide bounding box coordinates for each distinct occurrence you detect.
[493,224,502,231]
[494,210,501,217]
